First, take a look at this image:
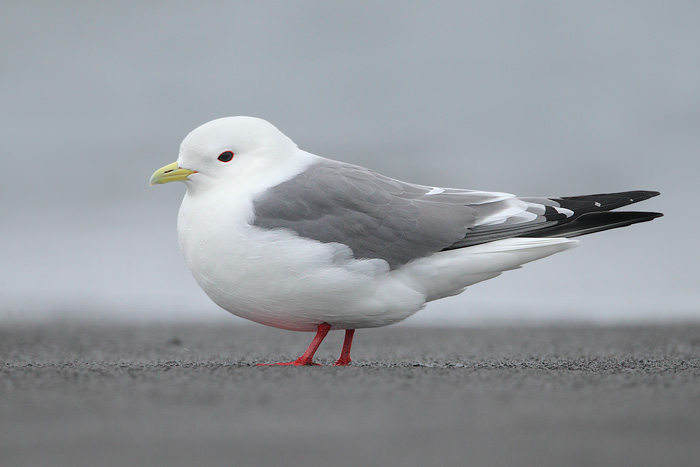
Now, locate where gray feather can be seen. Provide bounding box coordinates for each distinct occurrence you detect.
[251,159,552,269]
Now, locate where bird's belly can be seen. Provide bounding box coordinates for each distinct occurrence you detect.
[178,214,426,331]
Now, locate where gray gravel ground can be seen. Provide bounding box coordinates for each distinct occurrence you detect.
[2,323,700,467]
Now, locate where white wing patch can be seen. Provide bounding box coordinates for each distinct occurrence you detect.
[476,199,538,226]
[554,207,575,217]
[425,187,445,195]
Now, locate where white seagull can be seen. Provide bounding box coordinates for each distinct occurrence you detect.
[150,117,662,366]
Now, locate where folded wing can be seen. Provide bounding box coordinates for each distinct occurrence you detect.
[252,159,662,269]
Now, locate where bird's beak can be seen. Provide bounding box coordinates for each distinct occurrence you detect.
[149,162,197,186]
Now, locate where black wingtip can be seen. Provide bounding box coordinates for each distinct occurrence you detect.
[629,190,661,202]
[559,190,660,202]
[521,210,663,239]
[555,190,661,213]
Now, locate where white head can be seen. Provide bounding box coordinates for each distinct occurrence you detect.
[150,116,301,194]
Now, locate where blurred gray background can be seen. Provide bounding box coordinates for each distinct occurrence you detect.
[1,1,697,325]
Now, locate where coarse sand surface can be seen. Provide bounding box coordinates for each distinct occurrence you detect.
[2,323,700,467]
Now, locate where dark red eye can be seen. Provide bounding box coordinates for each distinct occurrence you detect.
[218,151,234,162]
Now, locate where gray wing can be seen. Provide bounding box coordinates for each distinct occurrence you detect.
[251,159,568,269]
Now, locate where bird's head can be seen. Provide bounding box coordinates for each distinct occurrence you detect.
[149,116,298,193]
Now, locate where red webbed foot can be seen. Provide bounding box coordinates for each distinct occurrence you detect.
[257,357,322,367]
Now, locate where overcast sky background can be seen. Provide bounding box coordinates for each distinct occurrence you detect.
[1,1,697,325]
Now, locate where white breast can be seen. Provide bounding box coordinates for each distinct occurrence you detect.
[177,185,427,331]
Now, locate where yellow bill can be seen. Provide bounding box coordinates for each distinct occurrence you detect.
[149,161,197,186]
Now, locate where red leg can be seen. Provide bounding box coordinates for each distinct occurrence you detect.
[334,329,355,366]
[258,323,331,366]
